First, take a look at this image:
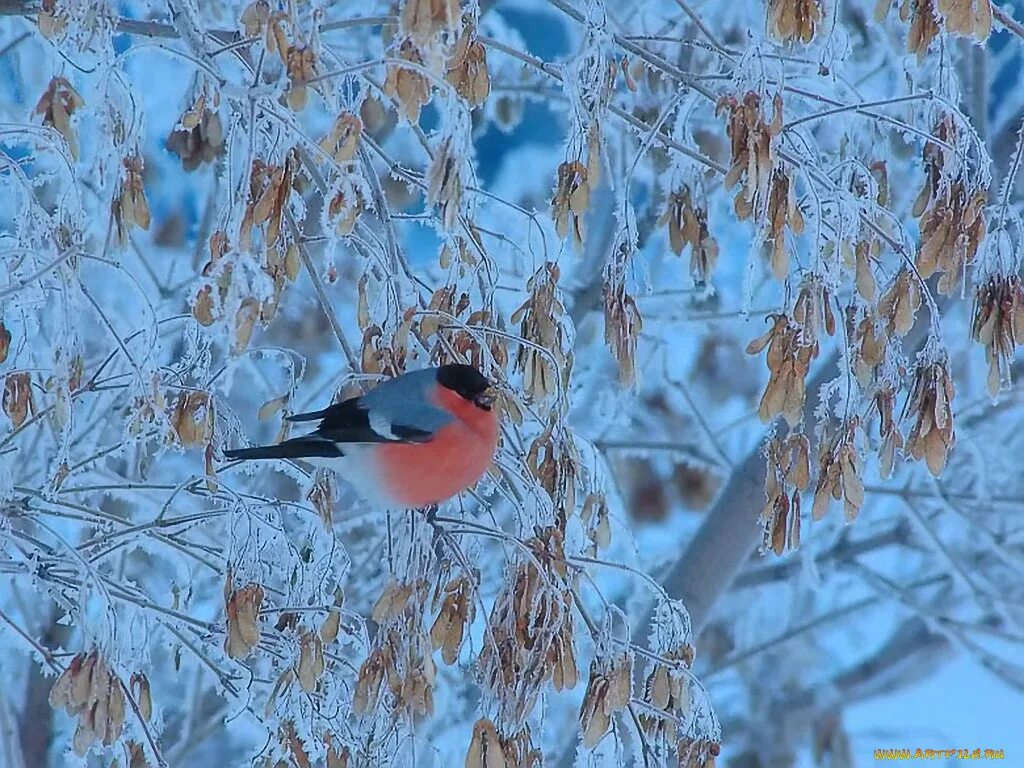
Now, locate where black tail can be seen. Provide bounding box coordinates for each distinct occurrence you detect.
[223,437,343,462]
[285,409,329,423]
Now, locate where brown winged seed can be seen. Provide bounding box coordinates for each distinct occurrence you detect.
[972,275,1024,397]
[768,0,823,43]
[904,357,956,476]
[49,651,126,755]
[35,77,84,160]
[224,576,265,659]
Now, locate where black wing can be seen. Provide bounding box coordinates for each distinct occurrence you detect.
[288,397,434,444]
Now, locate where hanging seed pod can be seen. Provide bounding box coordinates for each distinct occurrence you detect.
[318,112,362,163]
[400,0,460,45]
[447,23,490,106]
[551,161,590,250]
[904,357,956,476]
[0,322,11,364]
[718,92,783,224]
[35,77,84,160]
[658,186,719,284]
[767,0,823,43]
[224,576,265,659]
[384,39,431,123]
[113,153,151,242]
[49,651,126,753]
[167,96,225,171]
[3,372,34,428]
[427,137,464,231]
[285,45,316,111]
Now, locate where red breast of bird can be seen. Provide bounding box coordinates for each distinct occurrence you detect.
[370,383,500,508]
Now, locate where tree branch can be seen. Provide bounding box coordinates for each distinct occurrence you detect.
[637,305,938,642]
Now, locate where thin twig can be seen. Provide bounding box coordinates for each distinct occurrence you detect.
[283,210,357,367]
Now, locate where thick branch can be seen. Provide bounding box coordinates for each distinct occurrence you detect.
[732,519,913,590]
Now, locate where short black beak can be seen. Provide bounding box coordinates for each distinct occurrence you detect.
[474,386,497,410]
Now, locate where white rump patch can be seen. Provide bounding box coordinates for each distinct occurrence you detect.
[303,444,394,508]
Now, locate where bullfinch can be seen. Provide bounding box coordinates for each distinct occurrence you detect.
[224,364,500,508]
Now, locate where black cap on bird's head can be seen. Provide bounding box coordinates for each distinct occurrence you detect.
[436,364,495,410]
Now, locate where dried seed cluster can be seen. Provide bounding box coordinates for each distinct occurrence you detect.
[260,239,302,325]
[913,116,987,295]
[447,23,491,107]
[264,609,341,713]
[747,310,819,426]
[241,4,321,111]
[240,0,270,37]
[762,433,811,555]
[937,0,993,37]
[166,92,225,171]
[418,277,510,373]
[307,473,335,526]
[878,268,923,337]
[875,0,992,58]
[718,92,783,225]
[193,232,229,326]
[125,741,149,768]
[602,248,644,386]
[551,160,591,251]
[357,299,416,377]
[113,153,150,242]
[37,0,68,38]
[284,45,316,111]
[659,185,719,284]
[972,275,1024,397]
[128,673,153,722]
[427,137,465,230]
[878,0,940,56]
[677,738,721,768]
[295,629,325,693]
[170,390,214,448]
[240,152,297,251]
[48,651,127,756]
[429,574,475,665]
[3,372,34,428]
[768,0,823,43]
[319,111,362,165]
[328,182,365,237]
[35,76,84,160]
[0,321,11,364]
[224,574,265,659]
[401,0,460,45]
[385,40,431,123]
[527,415,584,526]
[183,153,304,344]
[512,263,569,402]
[854,311,887,387]
[875,386,904,479]
[849,239,880,304]
[355,579,436,717]
[479,527,578,727]
[640,644,696,741]
[580,492,611,553]
[127,375,166,437]
[812,420,866,522]
[904,357,956,476]
[763,167,806,280]
[578,654,632,748]
[464,718,542,768]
